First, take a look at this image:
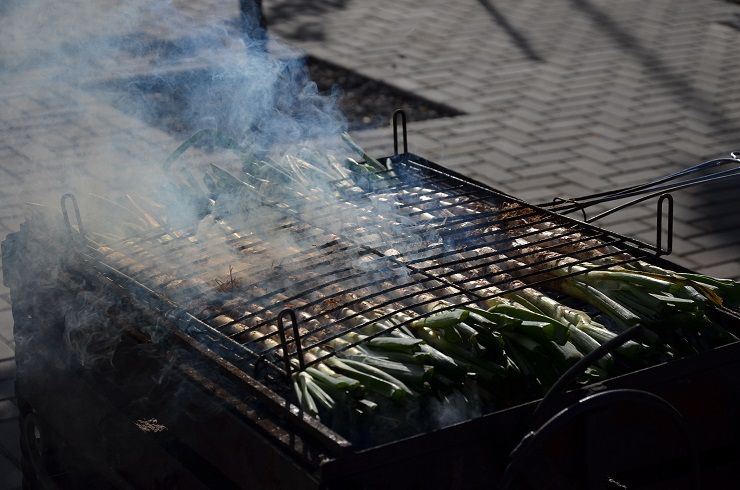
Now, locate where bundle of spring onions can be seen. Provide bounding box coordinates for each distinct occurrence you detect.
[499,207,740,357]
[84,130,740,435]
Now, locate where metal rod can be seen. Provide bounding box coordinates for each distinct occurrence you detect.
[276,309,295,378]
[286,309,306,371]
[530,324,645,428]
[544,152,740,211]
[238,226,611,344]
[554,162,740,220]
[500,389,699,490]
[266,251,645,361]
[656,193,674,256]
[393,109,408,155]
[61,193,86,240]
[299,254,647,367]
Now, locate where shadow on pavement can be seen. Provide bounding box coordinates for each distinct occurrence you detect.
[570,0,740,242]
[476,0,544,62]
[265,0,351,41]
[570,0,740,140]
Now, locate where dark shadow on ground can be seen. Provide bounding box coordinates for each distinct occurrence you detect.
[570,0,740,242]
[570,0,739,141]
[476,0,543,62]
[264,0,351,41]
[98,59,462,136]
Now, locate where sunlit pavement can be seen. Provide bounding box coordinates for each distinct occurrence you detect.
[2,1,740,486]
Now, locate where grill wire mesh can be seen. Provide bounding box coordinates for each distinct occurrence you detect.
[87,155,656,382]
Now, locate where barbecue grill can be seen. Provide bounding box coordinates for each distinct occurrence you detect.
[4,110,740,489]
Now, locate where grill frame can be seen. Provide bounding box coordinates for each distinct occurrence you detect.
[75,151,671,384]
[54,150,740,435]
[5,144,740,487]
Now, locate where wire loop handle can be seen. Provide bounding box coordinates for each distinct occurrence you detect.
[656,194,674,256]
[392,109,408,155]
[501,389,700,490]
[60,193,86,241]
[543,151,740,218]
[276,309,305,378]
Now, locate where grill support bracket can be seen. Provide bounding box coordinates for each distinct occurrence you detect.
[656,193,674,256]
[277,308,305,377]
[392,109,408,155]
[61,193,86,242]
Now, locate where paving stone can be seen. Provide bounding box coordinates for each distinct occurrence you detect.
[449,121,503,137]
[507,174,567,192]
[430,153,479,168]
[607,168,672,186]
[515,187,563,203]
[697,262,740,281]
[472,149,525,170]
[685,244,740,268]
[538,127,586,143]
[515,162,571,178]
[495,128,536,146]
[573,146,619,164]
[439,141,492,157]
[569,159,618,179]
[465,163,516,184]
[610,220,661,240]
[581,136,623,153]
[668,237,705,258]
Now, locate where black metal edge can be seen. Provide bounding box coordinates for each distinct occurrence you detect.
[71,248,354,458]
[392,109,408,156]
[384,152,663,257]
[656,193,674,256]
[3,225,351,473]
[320,334,740,482]
[500,389,700,490]
[277,308,305,376]
[61,193,86,241]
[529,324,645,428]
[24,150,738,476]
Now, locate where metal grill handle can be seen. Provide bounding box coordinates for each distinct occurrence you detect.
[544,151,740,219]
[276,309,305,378]
[60,193,86,241]
[656,193,674,256]
[392,109,408,155]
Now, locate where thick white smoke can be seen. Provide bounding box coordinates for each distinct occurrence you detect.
[2,0,472,443]
[0,0,352,219]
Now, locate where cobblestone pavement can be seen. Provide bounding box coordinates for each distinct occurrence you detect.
[2,0,740,485]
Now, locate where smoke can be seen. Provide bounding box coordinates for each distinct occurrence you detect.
[0,0,350,214]
[430,386,482,429]
[1,0,479,447]
[0,0,375,289]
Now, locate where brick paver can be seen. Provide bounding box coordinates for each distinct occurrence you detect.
[261,0,740,273]
[2,0,740,486]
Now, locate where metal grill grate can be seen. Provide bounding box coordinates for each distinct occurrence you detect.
[81,153,659,384]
